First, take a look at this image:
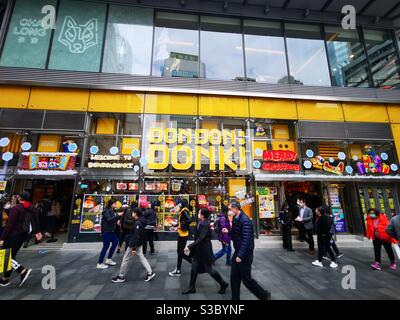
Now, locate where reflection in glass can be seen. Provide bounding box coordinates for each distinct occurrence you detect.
[325,26,370,88]
[152,12,200,78]
[363,29,400,89]
[102,6,153,75]
[285,23,331,86]
[200,16,244,80]
[243,20,288,84]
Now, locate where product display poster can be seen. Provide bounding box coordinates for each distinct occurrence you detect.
[258,195,275,218]
[332,208,346,233]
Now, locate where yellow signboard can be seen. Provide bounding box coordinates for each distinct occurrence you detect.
[121,138,140,155]
[37,135,60,153]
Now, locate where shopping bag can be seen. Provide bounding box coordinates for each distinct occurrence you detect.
[393,243,400,261]
[0,248,12,273]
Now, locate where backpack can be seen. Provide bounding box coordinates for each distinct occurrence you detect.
[214,217,221,234]
[21,206,36,234]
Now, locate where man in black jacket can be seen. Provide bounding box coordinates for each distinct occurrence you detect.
[112,208,156,283]
[0,191,42,287]
[142,200,158,255]
[223,201,271,300]
[182,208,228,295]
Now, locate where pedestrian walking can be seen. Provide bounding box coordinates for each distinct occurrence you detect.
[169,199,192,277]
[213,205,232,265]
[386,213,400,260]
[312,206,338,268]
[295,198,315,255]
[0,191,42,287]
[223,201,271,300]
[142,200,158,255]
[112,208,156,283]
[366,209,397,271]
[182,208,229,295]
[278,201,294,252]
[322,211,343,260]
[97,198,124,269]
[116,201,137,253]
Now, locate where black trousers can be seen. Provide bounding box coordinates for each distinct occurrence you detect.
[4,233,26,278]
[317,235,336,262]
[230,254,270,300]
[299,224,314,250]
[143,229,155,254]
[373,239,395,263]
[330,237,340,256]
[177,236,192,270]
[189,259,225,289]
[282,225,293,250]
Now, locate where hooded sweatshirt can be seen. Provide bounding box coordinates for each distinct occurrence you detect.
[1,202,39,240]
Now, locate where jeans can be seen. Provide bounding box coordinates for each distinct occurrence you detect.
[143,229,155,254]
[119,245,152,277]
[177,236,192,271]
[3,233,27,278]
[317,235,336,262]
[188,259,225,290]
[98,232,119,264]
[214,242,232,264]
[373,239,395,264]
[299,224,314,251]
[230,253,270,300]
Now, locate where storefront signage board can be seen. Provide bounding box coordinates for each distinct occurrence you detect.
[18,152,77,175]
[88,154,136,169]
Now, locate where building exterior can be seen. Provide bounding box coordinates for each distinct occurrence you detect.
[0,0,400,243]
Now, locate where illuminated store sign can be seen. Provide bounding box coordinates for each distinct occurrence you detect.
[88,154,135,169]
[18,152,77,175]
[148,128,247,171]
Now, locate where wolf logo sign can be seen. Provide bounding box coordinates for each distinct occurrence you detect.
[58,16,98,54]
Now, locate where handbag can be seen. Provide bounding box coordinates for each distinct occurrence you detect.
[393,243,400,261]
[0,248,12,273]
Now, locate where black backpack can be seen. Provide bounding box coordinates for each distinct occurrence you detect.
[21,206,37,234]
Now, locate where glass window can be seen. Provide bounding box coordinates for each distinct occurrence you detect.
[243,20,288,84]
[363,29,400,90]
[152,12,200,78]
[200,16,244,80]
[285,23,331,86]
[325,26,370,88]
[48,0,107,72]
[0,0,56,68]
[102,6,153,75]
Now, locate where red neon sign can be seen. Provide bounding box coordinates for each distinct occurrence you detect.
[261,163,300,171]
[262,150,298,162]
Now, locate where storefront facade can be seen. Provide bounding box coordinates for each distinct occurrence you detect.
[0,0,400,242]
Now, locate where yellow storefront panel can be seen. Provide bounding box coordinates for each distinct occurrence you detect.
[145,94,197,115]
[391,124,400,161]
[249,98,297,120]
[89,90,144,113]
[121,137,140,155]
[29,87,89,111]
[387,105,400,123]
[37,135,61,152]
[0,86,30,109]
[199,96,248,118]
[342,103,389,123]
[297,101,344,121]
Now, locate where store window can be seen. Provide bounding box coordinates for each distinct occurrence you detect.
[0,0,56,69]
[200,16,245,80]
[251,121,299,175]
[243,20,288,84]
[48,0,107,72]
[0,131,24,169]
[363,29,400,90]
[152,12,200,78]
[285,23,331,86]
[325,26,370,88]
[102,6,153,75]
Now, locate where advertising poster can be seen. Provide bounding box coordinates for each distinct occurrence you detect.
[0,181,6,192]
[257,187,276,218]
[332,208,346,233]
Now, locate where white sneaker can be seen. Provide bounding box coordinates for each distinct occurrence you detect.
[330,261,338,269]
[97,263,109,269]
[312,260,323,268]
[169,269,181,277]
[105,259,117,266]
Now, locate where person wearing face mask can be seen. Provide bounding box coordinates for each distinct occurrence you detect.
[366,208,397,271]
[278,201,294,252]
[295,198,315,255]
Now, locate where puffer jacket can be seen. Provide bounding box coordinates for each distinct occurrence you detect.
[215,214,231,244]
[143,208,157,229]
[101,208,119,233]
[366,213,398,244]
[229,211,254,260]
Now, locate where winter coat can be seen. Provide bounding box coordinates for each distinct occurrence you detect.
[143,208,157,230]
[0,202,40,240]
[229,211,254,260]
[188,220,214,266]
[101,208,119,233]
[215,214,231,243]
[316,214,333,238]
[386,215,400,241]
[177,208,191,237]
[278,208,292,228]
[128,216,146,250]
[366,214,398,244]
[121,208,135,231]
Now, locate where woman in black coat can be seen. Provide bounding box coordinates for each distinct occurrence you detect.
[182,208,229,295]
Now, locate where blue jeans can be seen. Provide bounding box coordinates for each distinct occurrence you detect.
[98,232,119,264]
[214,241,232,264]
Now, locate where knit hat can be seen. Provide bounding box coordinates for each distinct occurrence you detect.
[19,191,31,202]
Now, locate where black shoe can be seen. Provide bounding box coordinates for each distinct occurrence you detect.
[150,251,155,255]
[19,268,32,287]
[116,248,120,254]
[23,242,28,248]
[218,282,229,294]
[145,272,156,282]
[182,288,196,295]
[112,275,126,283]
[0,278,10,287]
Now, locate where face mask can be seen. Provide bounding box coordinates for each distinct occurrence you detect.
[228,210,234,216]
[369,214,376,218]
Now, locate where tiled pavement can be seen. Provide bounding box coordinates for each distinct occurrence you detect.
[0,244,399,300]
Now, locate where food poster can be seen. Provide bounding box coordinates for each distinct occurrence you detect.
[258,195,275,218]
[80,194,136,233]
